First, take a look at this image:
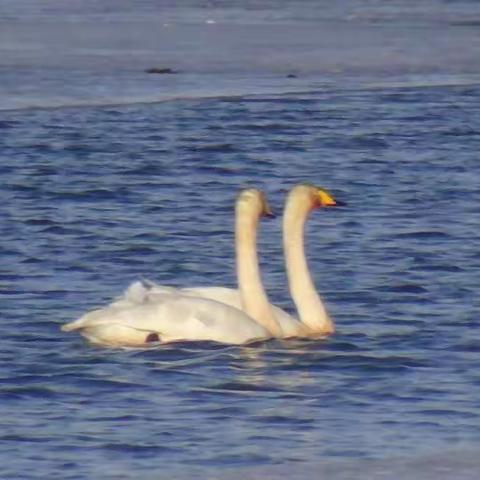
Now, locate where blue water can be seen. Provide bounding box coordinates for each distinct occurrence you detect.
[1,1,480,479]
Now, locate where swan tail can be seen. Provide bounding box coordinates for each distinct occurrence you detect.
[61,306,110,332]
[61,321,78,332]
[61,317,100,332]
[62,313,164,346]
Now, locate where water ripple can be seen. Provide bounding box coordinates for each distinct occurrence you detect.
[1,79,479,479]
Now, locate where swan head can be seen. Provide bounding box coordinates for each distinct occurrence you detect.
[236,188,274,219]
[288,184,343,211]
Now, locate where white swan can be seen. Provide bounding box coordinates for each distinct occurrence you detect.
[281,184,341,337]
[61,189,279,346]
[140,184,341,339]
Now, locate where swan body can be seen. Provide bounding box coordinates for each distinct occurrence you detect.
[171,286,302,337]
[117,281,304,338]
[62,189,278,346]
[62,293,269,347]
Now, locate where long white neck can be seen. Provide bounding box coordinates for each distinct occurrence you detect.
[283,196,335,335]
[235,207,282,337]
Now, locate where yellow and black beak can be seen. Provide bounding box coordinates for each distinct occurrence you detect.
[317,189,346,207]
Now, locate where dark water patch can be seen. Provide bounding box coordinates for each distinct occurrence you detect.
[235,122,303,133]
[439,126,480,137]
[7,331,69,344]
[32,164,60,176]
[196,164,242,175]
[324,340,362,352]
[411,263,463,273]
[190,452,274,467]
[42,288,71,298]
[449,20,480,27]
[377,284,428,294]
[60,143,93,152]
[195,381,285,396]
[20,255,45,264]
[61,377,147,392]
[0,247,22,259]
[1,386,58,400]
[118,245,159,256]
[205,405,246,416]
[337,291,384,307]
[349,134,390,149]
[102,442,175,455]
[270,139,306,151]
[0,434,49,443]
[26,142,58,153]
[122,163,170,176]
[297,353,432,372]
[396,230,452,240]
[376,90,440,104]
[49,188,129,202]
[141,366,205,381]
[7,181,43,194]
[0,374,50,386]
[457,317,480,329]
[139,133,167,142]
[186,143,237,153]
[131,232,166,241]
[356,158,387,165]
[0,120,19,129]
[415,409,479,420]
[22,217,57,227]
[445,341,480,353]
[252,414,314,426]
[315,133,390,150]
[132,342,228,362]
[37,225,78,236]
[398,113,439,122]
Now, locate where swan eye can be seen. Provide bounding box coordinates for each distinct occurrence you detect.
[145,333,160,343]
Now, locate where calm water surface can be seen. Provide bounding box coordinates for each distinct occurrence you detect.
[1,1,480,479]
